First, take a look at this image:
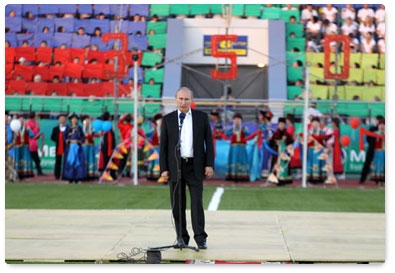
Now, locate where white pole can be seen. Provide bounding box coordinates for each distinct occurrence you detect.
[301,66,309,188]
[133,61,139,186]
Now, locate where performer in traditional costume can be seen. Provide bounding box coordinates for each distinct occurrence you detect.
[98,112,117,180]
[14,114,35,180]
[5,112,17,182]
[81,115,99,180]
[259,110,274,178]
[370,119,385,186]
[117,113,133,177]
[62,113,86,184]
[267,117,294,186]
[51,113,68,180]
[225,113,250,181]
[146,114,162,180]
[330,117,344,179]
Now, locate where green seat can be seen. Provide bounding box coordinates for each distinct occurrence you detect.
[309,67,324,83]
[141,51,163,66]
[5,97,23,111]
[283,104,304,116]
[287,67,304,82]
[146,21,167,34]
[170,4,190,16]
[335,102,348,115]
[190,4,209,15]
[376,69,385,85]
[361,86,384,101]
[147,34,167,49]
[306,52,324,67]
[231,4,245,16]
[309,84,328,100]
[150,4,170,17]
[244,4,262,17]
[286,51,306,67]
[361,53,379,69]
[280,9,300,23]
[143,103,161,118]
[344,86,363,100]
[379,53,385,69]
[286,37,305,52]
[349,53,362,67]
[210,4,223,14]
[316,102,333,114]
[142,84,161,98]
[347,103,369,117]
[287,85,303,100]
[362,68,377,84]
[286,23,304,38]
[328,85,345,100]
[260,7,281,19]
[346,68,363,84]
[145,68,164,83]
[369,103,385,117]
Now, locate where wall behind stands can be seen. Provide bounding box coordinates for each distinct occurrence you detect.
[163,18,286,100]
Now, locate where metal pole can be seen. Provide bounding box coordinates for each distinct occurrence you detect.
[301,66,309,188]
[133,59,139,186]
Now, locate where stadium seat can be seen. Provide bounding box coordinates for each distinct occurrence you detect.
[16,33,34,47]
[170,4,190,16]
[379,54,385,69]
[328,85,345,100]
[244,4,262,17]
[15,46,35,62]
[26,82,48,95]
[33,33,54,48]
[6,4,22,17]
[147,34,167,49]
[310,84,328,100]
[347,103,369,117]
[286,85,303,100]
[361,53,379,69]
[48,66,65,81]
[71,34,91,48]
[47,83,68,96]
[190,4,210,16]
[232,4,245,16]
[283,104,304,116]
[287,67,304,83]
[7,80,26,95]
[308,67,324,83]
[70,48,86,63]
[5,47,16,64]
[54,18,74,33]
[39,4,59,15]
[5,17,22,33]
[5,33,17,47]
[37,18,55,33]
[349,53,362,66]
[142,84,161,98]
[286,37,305,52]
[93,4,111,16]
[58,4,77,14]
[369,103,385,117]
[88,18,111,34]
[110,20,129,33]
[286,23,304,38]
[145,68,165,83]
[73,19,89,33]
[124,66,144,83]
[362,68,377,84]
[86,50,106,64]
[90,37,110,51]
[5,64,14,80]
[280,9,300,23]
[210,4,223,15]
[141,51,163,67]
[146,21,167,34]
[67,83,85,96]
[129,4,150,17]
[64,63,83,79]
[286,51,306,67]
[150,4,171,17]
[129,35,148,51]
[143,104,161,118]
[36,47,53,64]
[52,33,73,48]
[82,64,105,79]
[128,21,147,35]
[376,69,385,85]
[78,4,93,15]
[110,4,129,18]
[344,86,363,101]
[346,68,364,84]
[260,7,281,20]
[361,86,384,101]
[22,18,38,33]
[305,52,324,67]
[54,48,71,64]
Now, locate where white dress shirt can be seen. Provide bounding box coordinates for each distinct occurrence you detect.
[178,109,193,158]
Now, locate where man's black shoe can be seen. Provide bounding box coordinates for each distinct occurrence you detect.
[198,242,207,249]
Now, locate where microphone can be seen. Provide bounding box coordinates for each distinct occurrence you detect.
[179,112,186,127]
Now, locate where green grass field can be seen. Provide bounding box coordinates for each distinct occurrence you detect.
[5,183,385,213]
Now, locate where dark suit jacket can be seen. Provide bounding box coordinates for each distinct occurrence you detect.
[160,109,214,182]
[51,125,68,153]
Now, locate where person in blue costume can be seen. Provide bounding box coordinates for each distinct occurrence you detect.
[225,112,250,182]
[258,110,275,178]
[62,113,86,184]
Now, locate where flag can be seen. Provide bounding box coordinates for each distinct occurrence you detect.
[143,142,153,152]
[119,144,128,154]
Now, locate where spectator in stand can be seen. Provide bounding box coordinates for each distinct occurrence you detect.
[341,4,356,22]
[282,4,297,11]
[341,17,358,36]
[301,4,318,25]
[376,19,385,40]
[26,112,44,176]
[375,4,385,24]
[92,27,102,37]
[305,16,322,44]
[320,4,338,23]
[377,35,385,54]
[359,16,375,41]
[62,113,86,184]
[343,33,360,53]
[357,4,375,23]
[360,32,376,54]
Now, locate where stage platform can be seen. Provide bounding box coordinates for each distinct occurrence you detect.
[5,209,385,263]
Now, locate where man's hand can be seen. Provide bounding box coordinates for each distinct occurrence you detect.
[205,167,214,178]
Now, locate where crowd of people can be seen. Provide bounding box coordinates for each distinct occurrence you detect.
[5,105,385,187]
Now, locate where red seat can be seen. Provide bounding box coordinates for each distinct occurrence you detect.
[53,48,71,64]
[67,82,85,96]
[5,47,15,64]
[64,63,83,79]
[14,46,35,62]
[5,64,14,80]
[36,47,53,64]
[25,82,48,95]
[48,66,65,81]
[32,66,50,81]
[47,83,68,96]
[6,80,26,95]
[82,63,104,79]
[13,65,33,81]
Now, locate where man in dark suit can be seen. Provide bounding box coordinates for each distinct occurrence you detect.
[160,87,214,250]
[50,113,68,180]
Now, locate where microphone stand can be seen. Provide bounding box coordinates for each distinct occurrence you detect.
[148,113,199,253]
